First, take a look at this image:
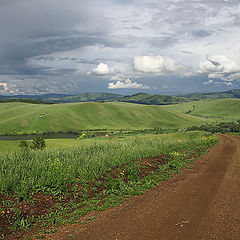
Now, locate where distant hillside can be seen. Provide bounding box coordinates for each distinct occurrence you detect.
[0,89,239,105]
[116,93,190,105]
[44,92,123,103]
[0,93,72,100]
[182,89,240,100]
[165,98,240,122]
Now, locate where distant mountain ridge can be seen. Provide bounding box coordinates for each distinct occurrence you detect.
[0,89,239,105]
[0,93,72,100]
[45,92,123,103]
[182,89,240,100]
[117,93,189,105]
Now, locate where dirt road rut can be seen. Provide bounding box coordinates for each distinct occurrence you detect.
[43,134,240,240]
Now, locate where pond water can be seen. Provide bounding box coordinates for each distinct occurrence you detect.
[0,133,79,140]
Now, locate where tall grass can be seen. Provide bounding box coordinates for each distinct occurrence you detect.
[0,131,218,197]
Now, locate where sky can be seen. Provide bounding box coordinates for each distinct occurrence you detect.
[0,0,240,95]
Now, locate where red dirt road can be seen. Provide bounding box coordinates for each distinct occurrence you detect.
[40,134,240,240]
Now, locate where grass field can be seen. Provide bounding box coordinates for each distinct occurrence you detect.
[165,98,240,121]
[0,102,206,134]
[0,138,85,153]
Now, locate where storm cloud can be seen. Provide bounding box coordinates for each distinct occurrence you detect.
[0,0,240,94]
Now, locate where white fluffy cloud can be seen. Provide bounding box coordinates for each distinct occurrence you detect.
[133,55,180,75]
[202,79,214,85]
[197,55,240,81]
[91,63,110,75]
[108,79,150,89]
[0,81,14,94]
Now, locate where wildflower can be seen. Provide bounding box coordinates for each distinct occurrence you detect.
[178,139,182,143]
[173,152,180,156]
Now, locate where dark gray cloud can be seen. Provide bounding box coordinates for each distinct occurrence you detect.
[0,0,125,78]
[149,36,179,48]
[0,0,239,95]
[191,30,214,38]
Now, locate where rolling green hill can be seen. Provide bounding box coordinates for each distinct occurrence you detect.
[116,93,190,105]
[165,98,240,121]
[0,102,205,134]
[182,89,240,100]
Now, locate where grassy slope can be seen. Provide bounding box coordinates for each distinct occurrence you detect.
[0,102,205,134]
[165,98,240,121]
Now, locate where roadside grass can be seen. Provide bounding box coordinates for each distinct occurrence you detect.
[0,131,219,239]
[230,132,240,136]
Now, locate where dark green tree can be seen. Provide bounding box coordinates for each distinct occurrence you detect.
[31,136,46,150]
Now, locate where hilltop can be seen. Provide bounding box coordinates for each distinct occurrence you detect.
[116,93,189,105]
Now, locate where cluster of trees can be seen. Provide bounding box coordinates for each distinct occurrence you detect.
[18,136,46,150]
[186,121,240,133]
[0,98,54,104]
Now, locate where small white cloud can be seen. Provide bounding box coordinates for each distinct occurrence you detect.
[202,79,214,85]
[133,55,180,75]
[214,81,233,86]
[91,63,110,75]
[108,79,150,89]
[161,84,168,89]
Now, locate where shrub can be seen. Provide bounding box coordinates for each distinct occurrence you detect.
[18,140,29,150]
[30,136,46,150]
